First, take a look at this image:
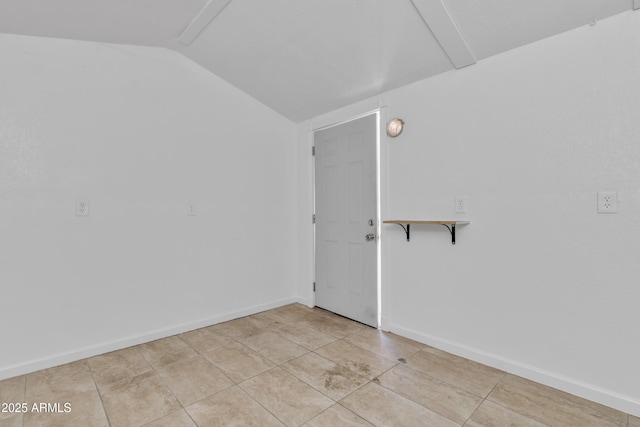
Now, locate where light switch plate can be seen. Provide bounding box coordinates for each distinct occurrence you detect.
[597,192,617,214]
[455,196,467,213]
[76,200,90,216]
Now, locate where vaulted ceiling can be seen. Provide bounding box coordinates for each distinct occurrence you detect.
[0,0,635,121]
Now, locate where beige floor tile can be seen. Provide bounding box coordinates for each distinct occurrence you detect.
[241,367,334,426]
[138,336,199,368]
[142,409,197,427]
[341,382,460,427]
[377,364,482,424]
[209,316,269,340]
[299,312,366,339]
[282,353,368,401]
[240,331,309,365]
[0,414,23,427]
[179,327,236,353]
[0,375,25,400]
[88,347,151,387]
[487,374,627,427]
[249,311,291,329]
[315,340,397,380]
[302,404,374,426]
[24,362,109,427]
[269,304,318,322]
[464,400,548,427]
[154,354,233,405]
[0,376,25,424]
[26,361,96,402]
[7,305,638,427]
[99,371,181,427]
[23,390,109,427]
[186,386,284,427]
[201,341,275,383]
[344,328,424,362]
[405,348,504,397]
[276,323,338,350]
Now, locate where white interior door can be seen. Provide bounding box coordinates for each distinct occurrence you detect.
[314,113,378,327]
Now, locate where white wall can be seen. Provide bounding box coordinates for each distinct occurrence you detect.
[300,10,640,415]
[0,34,299,379]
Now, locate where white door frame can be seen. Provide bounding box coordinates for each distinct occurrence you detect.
[311,107,384,327]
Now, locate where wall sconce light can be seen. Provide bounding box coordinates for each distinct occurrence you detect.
[386,118,405,137]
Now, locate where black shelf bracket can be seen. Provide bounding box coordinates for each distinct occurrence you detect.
[384,220,468,245]
[393,223,411,241]
[441,224,456,245]
[392,223,457,244]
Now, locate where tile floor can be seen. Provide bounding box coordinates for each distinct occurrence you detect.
[0,303,637,427]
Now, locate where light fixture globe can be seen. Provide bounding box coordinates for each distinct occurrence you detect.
[386,118,405,137]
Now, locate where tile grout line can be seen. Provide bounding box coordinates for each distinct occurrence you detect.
[200,339,279,386]
[235,368,292,427]
[85,358,113,427]
[135,344,184,409]
[303,405,335,425]
[282,347,370,403]
[314,324,509,426]
[397,347,506,400]
[459,371,506,427]
[189,325,284,385]
[370,370,464,426]
[186,310,364,412]
[237,331,312,367]
[143,359,184,425]
[131,340,215,427]
[175,324,298,419]
[174,332,239,387]
[309,336,394,416]
[335,401,379,427]
[9,304,637,426]
[138,331,243,425]
[231,322,374,425]
[461,373,554,427]
[171,330,273,425]
[170,331,241,417]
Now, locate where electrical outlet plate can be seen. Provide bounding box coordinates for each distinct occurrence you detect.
[597,191,617,214]
[455,196,467,213]
[187,202,197,216]
[75,200,90,216]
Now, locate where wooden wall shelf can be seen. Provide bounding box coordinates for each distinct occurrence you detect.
[383,220,470,245]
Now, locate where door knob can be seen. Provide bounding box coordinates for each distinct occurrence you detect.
[366,233,375,241]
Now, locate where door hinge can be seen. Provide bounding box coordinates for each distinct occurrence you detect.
[313,282,316,292]
[312,146,315,156]
[312,214,316,224]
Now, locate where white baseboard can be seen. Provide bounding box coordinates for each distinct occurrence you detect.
[0,296,298,381]
[295,294,315,308]
[380,314,392,332]
[388,322,640,417]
